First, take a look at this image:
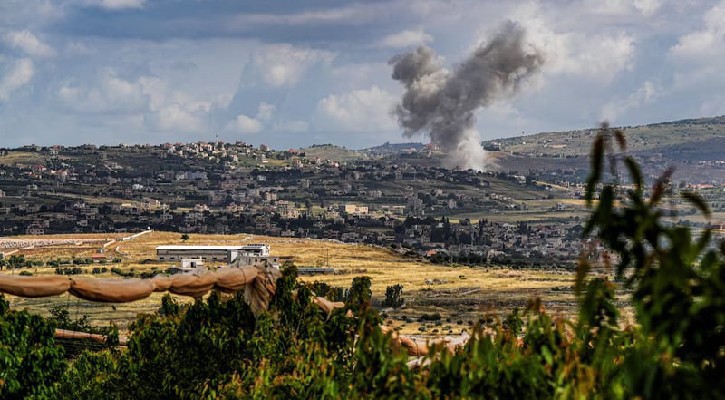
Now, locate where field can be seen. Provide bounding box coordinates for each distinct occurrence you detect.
[1,231,586,334]
[301,144,364,162]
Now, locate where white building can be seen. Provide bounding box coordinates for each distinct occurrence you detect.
[156,243,279,267]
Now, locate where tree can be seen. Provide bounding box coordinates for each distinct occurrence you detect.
[8,255,25,269]
[382,284,404,308]
[0,295,65,399]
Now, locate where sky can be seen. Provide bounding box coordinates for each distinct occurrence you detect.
[0,0,724,149]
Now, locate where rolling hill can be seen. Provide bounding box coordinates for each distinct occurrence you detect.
[485,115,725,158]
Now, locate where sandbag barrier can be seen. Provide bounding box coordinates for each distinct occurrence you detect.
[1,267,472,357]
[0,266,270,306]
[54,328,128,347]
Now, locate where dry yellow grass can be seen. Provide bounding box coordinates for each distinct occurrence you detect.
[0,151,46,165]
[2,231,580,334]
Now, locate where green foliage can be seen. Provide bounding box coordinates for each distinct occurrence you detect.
[383,284,405,308]
[55,267,84,275]
[7,255,28,269]
[57,350,120,399]
[0,295,65,399]
[578,124,725,398]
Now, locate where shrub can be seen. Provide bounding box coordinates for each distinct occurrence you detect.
[382,284,404,308]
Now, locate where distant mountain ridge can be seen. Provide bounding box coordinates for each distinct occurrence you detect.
[351,116,725,160]
[484,115,725,158]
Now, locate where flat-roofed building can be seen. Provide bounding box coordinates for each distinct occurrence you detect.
[156,243,278,267]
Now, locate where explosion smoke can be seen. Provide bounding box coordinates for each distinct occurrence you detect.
[389,22,544,170]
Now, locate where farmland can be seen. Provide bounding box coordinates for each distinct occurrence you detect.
[1,231,584,334]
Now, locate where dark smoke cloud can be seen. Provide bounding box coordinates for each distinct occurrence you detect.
[390,22,544,170]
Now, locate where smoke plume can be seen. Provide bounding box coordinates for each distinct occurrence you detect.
[389,22,544,170]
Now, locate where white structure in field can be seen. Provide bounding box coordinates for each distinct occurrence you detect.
[168,258,207,274]
[156,243,279,267]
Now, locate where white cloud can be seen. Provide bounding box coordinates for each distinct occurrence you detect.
[65,41,95,56]
[155,102,207,132]
[379,29,433,48]
[670,1,725,61]
[600,80,662,122]
[274,120,309,133]
[136,76,212,133]
[633,0,662,17]
[668,1,725,98]
[138,76,168,111]
[0,58,34,101]
[3,30,55,58]
[229,2,397,26]
[511,3,635,82]
[85,0,145,10]
[228,114,263,134]
[57,71,215,135]
[253,45,334,87]
[57,72,147,113]
[224,102,278,134]
[583,0,661,17]
[256,102,276,121]
[699,94,725,117]
[315,85,397,132]
[233,8,359,25]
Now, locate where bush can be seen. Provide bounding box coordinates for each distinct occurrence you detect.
[382,284,404,308]
[0,295,65,399]
[419,313,441,322]
[55,267,84,275]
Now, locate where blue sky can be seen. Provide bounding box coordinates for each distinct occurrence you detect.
[1,0,724,149]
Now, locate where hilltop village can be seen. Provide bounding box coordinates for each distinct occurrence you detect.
[1,133,723,268]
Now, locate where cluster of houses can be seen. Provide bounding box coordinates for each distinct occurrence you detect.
[397,218,584,265]
[1,141,722,266]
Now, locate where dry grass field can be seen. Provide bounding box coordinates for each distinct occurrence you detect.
[0,151,47,166]
[2,231,585,335]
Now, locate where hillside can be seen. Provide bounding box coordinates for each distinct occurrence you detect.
[487,115,725,158]
[300,144,365,162]
[363,142,427,156]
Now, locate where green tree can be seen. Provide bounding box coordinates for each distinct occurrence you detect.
[8,255,25,269]
[578,124,725,398]
[382,284,404,308]
[0,295,65,399]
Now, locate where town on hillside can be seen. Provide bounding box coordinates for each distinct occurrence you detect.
[1,119,723,269]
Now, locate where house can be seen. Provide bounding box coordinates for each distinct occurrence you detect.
[25,222,45,235]
[339,204,368,216]
[91,253,108,263]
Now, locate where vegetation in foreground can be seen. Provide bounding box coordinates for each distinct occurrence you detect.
[1,127,723,399]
